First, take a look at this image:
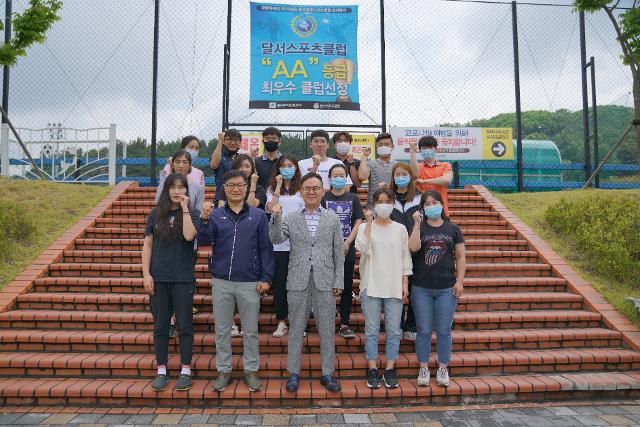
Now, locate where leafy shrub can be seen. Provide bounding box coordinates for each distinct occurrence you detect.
[544,194,640,286]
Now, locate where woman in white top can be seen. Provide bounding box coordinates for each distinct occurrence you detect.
[355,187,412,390]
[266,154,305,337]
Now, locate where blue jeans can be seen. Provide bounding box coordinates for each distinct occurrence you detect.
[411,286,457,365]
[360,289,403,362]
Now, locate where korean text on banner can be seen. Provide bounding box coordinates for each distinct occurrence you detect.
[250,3,359,111]
[350,134,376,160]
[390,127,513,161]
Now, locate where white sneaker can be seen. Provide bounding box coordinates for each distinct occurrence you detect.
[403,331,417,341]
[272,321,288,338]
[436,366,449,387]
[231,324,244,337]
[417,366,430,386]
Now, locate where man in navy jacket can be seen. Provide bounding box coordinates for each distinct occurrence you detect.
[197,170,274,393]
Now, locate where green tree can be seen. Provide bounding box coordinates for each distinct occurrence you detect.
[573,0,640,160]
[0,0,62,66]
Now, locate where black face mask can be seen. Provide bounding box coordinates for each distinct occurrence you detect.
[264,140,279,152]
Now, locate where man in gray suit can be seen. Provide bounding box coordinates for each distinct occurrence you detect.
[270,172,345,393]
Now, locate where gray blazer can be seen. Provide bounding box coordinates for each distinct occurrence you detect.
[270,208,345,291]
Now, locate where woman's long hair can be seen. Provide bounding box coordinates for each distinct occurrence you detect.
[420,190,449,221]
[268,154,301,195]
[390,162,418,201]
[154,173,190,241]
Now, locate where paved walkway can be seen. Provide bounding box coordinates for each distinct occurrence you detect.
[2,402,640,426]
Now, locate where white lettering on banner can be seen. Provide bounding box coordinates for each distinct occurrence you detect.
[389,126,513,161]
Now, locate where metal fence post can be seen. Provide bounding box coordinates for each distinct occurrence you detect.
[579,11,592,185]
[122,141,127,178]
[512,1,524,192]
[453,161,460,189]
[1,123,9,176]
[108,123,116,185]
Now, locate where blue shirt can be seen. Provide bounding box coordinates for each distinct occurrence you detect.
[213,147,237,192]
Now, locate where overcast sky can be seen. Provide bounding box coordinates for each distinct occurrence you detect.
[3,0,634,143]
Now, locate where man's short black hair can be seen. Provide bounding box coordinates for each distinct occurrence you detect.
[223,169,246,183]
[375,132,393,144]
[224,128,242,141]
[310,129,330,142]
[418,135,438,149]
[300,172,323,186]
[262,126,282,138]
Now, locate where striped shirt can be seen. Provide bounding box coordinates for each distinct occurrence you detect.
[366,158,395,207]
[302,207,323,241]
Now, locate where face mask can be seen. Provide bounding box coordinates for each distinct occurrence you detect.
[185,149,199,159]
[377,146,392,156]
[279,167,296,180]
[336,142,350,155]
[394,176,411,188]
[421,149,436,160]
[264,140,279,152]
[424,205,443,219]
[331,177,347,190]
[374,203,394,219]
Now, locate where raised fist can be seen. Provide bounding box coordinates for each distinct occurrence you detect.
[312,155,321,166]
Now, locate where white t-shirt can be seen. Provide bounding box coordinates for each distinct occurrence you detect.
[298,157,353,189]
[266,189,304,252]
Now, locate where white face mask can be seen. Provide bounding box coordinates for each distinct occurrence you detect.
[377,146,392,156]
[374,203,393,219]
[336,142,350,155]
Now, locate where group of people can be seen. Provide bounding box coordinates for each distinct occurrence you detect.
[142,127,466,394]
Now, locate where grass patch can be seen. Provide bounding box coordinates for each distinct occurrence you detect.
[495,189,640,326]
[0,178,111,289]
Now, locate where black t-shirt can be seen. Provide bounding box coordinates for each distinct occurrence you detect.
[412,220,464,289]
[321,191,364,261]
[145,207,201,283]
[391,191,422,232]
[255,154,281,189]
[334,156,361,193]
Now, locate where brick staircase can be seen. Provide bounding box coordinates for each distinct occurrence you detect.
[1,182,640,408]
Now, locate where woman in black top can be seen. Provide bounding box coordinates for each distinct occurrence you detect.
[389,162,422,340]
[321,163,364,339]
[143,173,200,393]
[408,190,466,389]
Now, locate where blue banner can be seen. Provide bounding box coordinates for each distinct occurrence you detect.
[250,2,359,111]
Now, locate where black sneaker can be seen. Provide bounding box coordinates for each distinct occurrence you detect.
[151,374,169,392]
[366,368,381,389]
[383,368,399,389]
[168,323,177,339]
[338,326,356,339]
[175,374,192,391]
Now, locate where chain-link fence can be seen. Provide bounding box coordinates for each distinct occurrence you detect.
[0,0,638,189]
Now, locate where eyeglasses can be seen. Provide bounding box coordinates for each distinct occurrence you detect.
[301,186,323,193]
[223,183,248,190]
